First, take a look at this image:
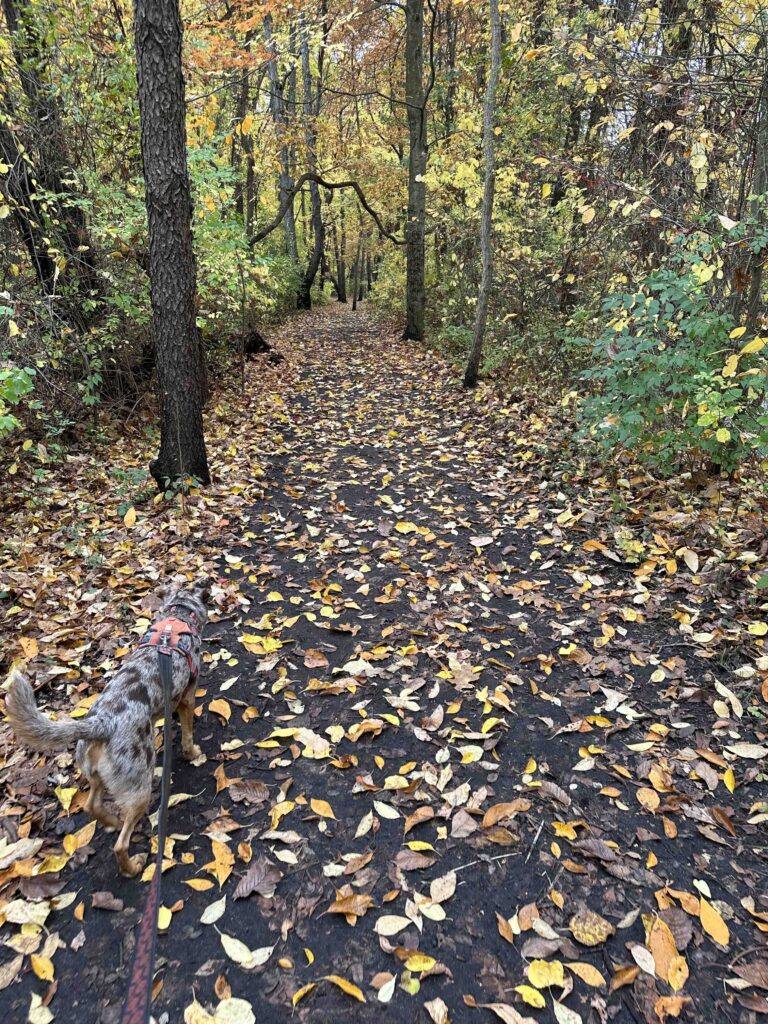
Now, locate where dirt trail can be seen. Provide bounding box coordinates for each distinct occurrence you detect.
[4,305,767,1024]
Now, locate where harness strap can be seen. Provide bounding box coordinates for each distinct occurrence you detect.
[136,616,199,684]
[119,648,174,1024]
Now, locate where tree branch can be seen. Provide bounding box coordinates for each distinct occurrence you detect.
[248,172,405,246]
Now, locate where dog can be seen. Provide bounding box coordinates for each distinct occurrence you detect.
[5,585,209,877]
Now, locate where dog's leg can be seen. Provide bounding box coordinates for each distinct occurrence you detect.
[83,777,120,831]
[114,796,150,877]
[178,691,201,761]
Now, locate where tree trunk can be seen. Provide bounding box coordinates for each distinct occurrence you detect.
[296,7,327,309]
[745,20,768,326]
[463,0,501,388]
[2,0,100,310]
[264,14,298,261]
[134,0,210,488]
[404,0,427,341]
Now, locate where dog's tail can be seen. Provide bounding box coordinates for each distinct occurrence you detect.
[5,670,107,750]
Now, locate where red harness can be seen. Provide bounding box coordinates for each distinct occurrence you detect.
[136,615,200,685]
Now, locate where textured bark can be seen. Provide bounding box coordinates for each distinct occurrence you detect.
[404,0,427,341]
[0,111,58,293]
[264,14,298,261]
[296,10,326,309]
[2,0,100,308]
[463,0,501,388]
[133,0,210,488]
[745,23,768,326]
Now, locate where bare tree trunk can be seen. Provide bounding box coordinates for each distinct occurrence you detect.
[134,0,209,488]
[463,0,501,388]
[296,8,327,309]
[264,13,298,261]
[746,22,768,326]
[404,0,427,341]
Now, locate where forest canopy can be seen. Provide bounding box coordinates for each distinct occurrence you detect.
[1,0,768,478]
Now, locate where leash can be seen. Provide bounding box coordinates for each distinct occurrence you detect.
[119,644,174,1024]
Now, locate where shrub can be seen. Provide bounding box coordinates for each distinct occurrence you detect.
[574,240,768,476]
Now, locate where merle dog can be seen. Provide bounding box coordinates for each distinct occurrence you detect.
[6,586,208,876]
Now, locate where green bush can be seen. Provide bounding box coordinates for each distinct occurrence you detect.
[574,241,768,475]
[0,364,36,437]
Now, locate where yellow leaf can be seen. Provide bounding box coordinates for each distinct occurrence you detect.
[581,206,596,224]
[292,983,316,1007]
[729,326,747,339]
[404,953,436,973]
[722,354,739,378]
[54,786,77,812]
[637,788,660,813]
[741,336,767,354]
[208,698,231,722]
[668,954,689,992]
[123,507,137,527]
[63,818,96,855]
[30,954,54,981]
[395,521,418,534]
[310,797,336,819]
[514,985,545,1008]
[35,853,71,875]
[716,427,731,443]
[748,621,768,636]
[19,636,39,659]
[184,878,215,892]
[723,768,735,793]
[566,962,606,987]
[158,905,173,931]
[569,908,615,946]
[528,959,565,989]
[323,975,366,1002]
[700,897,729,946]
[542,183,552,199]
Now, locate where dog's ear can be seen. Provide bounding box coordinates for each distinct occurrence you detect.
[193,579,212,603]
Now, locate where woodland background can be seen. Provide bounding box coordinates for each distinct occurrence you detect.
[2,0,768,484]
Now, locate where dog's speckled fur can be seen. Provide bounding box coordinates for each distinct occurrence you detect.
[6,587,209,876]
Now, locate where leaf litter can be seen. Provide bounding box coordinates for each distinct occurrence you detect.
[1,306,767,1021]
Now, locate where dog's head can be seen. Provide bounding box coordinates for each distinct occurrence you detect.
[160,580,211,629]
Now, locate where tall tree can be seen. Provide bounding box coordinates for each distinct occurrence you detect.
[264,13,298,262]
[1,0,100,315]
[134,0,209,487]
[463,0,501,387]
[296,6,327,309]
[404,0,427,341]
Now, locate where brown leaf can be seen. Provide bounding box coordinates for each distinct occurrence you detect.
[395,850,437,871]
[229,780,270,806]
[482,799,531,828]
[233,858,283,900]
[404,806,435,835]
[91,891,123,912]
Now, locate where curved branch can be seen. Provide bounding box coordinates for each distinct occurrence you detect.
[248,172,405,246]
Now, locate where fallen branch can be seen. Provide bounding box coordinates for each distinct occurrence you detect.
[248,172,405,246]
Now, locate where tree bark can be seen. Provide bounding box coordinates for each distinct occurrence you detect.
[2,0,100,310]
[296,9,326,309]
[133,0,210,488]
[745,21,768,326]
[263,14,298,261]
[404,0,427,341]
[463,0,501,388]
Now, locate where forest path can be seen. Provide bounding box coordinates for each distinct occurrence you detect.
[6,304,768,1024]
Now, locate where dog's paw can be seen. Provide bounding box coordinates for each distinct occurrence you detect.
[117,853,143,878]
[183,744,203,762]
